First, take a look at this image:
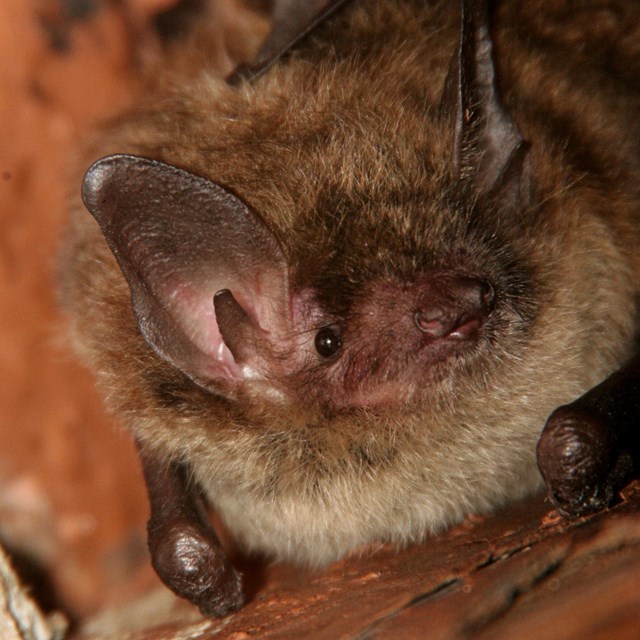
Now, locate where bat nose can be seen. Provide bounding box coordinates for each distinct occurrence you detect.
[414,277,495,340]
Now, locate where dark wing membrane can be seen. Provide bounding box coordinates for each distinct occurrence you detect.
[227,0,354,84]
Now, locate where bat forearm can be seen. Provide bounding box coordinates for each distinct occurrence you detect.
[537,351,640,518]
[137,443,244,617]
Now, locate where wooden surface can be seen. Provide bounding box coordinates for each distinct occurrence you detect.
[76,482,640,639]
[0,0,155,621]
[1,1,639,638]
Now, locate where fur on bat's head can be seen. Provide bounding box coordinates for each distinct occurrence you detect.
[81,0,538,419]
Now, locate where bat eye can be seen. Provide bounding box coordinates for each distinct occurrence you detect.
[315,326,342,358]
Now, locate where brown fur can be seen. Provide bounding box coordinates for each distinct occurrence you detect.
[60,0,640,564]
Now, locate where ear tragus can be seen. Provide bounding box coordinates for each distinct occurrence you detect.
[213,289,264,364]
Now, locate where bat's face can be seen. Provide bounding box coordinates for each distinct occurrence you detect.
[266,189,535,415]
[79,0,631,439]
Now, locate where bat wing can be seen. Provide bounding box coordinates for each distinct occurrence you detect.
[227,0,353,84]
[82,154,289,391]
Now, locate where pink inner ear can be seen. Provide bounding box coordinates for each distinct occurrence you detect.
[153,259,294,386]
[164,276,292,383]
[165,279,245,381]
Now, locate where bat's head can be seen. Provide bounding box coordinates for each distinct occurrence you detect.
[79,2,632,436]
[82,0,632,438]
[81,0,538,421]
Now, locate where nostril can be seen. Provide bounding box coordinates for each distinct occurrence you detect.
[415,310,448,337]
[456,277,495,310]
[414,276,495,340]
[416,305,446,324]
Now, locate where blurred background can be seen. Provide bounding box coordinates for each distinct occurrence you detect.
[0,0,267,626]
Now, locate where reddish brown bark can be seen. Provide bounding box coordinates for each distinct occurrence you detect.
[2,2,638,638]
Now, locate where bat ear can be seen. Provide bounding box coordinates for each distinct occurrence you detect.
[440,0,531,205]
[82,154,289,391]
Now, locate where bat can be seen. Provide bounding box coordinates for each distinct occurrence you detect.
[60,0,640,617]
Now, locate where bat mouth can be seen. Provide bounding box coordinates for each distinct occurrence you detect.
[414,311,485,341]
[447,316,484,340]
